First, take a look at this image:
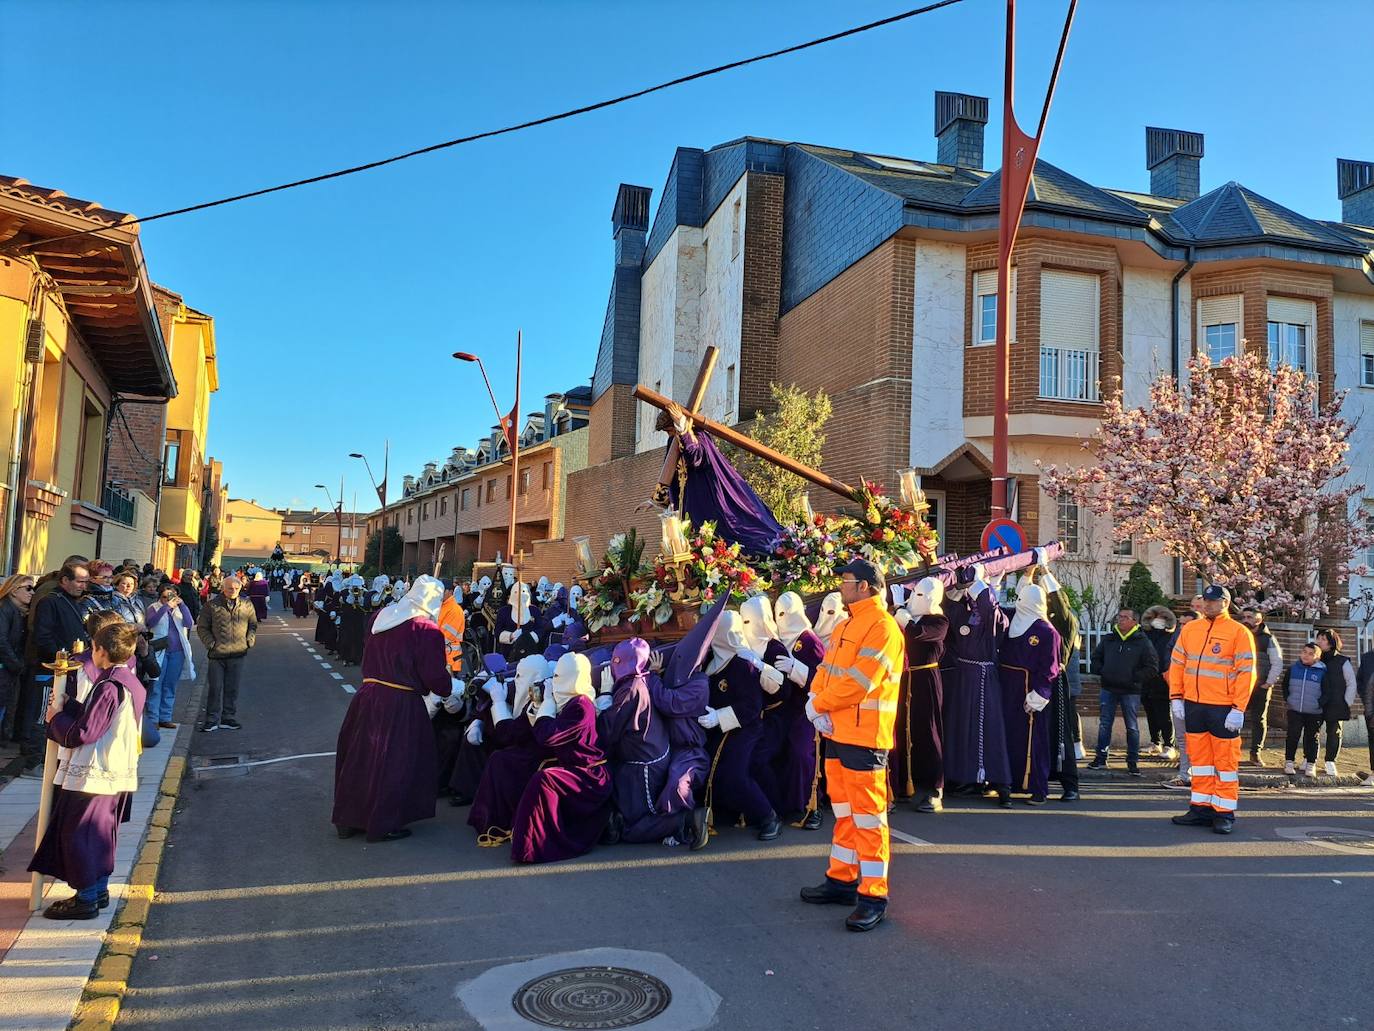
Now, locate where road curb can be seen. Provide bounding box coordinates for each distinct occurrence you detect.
[68,743,189,1030]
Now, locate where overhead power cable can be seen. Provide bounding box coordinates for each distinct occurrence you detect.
[14,0,967,251]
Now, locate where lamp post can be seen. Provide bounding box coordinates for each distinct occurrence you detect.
[314,477,344,567]
[454,331,522,564]
[350,443,389,574]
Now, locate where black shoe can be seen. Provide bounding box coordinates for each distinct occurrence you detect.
[97,889,110,909]
[1172,806,1214,827]
[914,792,942,814]
[1212,816,1235,835]
[43,896,99,920]
[366,829,412,842]
[600,810,624,846]
[336,825,361,839]
[220,718,241,731]
[688,807,710,851]
[157,721,178,730]
[199,722,220,733]
[996,786,1012,809]
[1127,768,1144,778]
[801,809,823,830]
[1026,794,1047,805]
[800,877,859,906]
[1059,789,1080,802]
[1085,760,1107,770]
[757,812,782,841]
[845,896,888,932]
[448,793,473,808]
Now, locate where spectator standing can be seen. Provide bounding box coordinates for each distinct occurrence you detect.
[20,561,96,764]
[195,575,256,732]
[86,561,116,610]
[1358,645,1374,787]
[1141,605,1178,761]
[1282,642,1326,775]
[1240,609,1283,765]
[1087,607,1160,776]
[0,574,35,739]
[107,572,146,629]
[1315,629,1356,777]
[144,582,196,738]
[175,570,202,622]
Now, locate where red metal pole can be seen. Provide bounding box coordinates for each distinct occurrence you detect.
[507,330,521,563]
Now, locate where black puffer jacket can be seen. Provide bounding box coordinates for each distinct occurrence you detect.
[1141,605,1177,700]
[0,600,26,676]
[1092,625,1160,694]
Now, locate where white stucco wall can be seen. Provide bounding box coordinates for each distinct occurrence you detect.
[910,239,966,467]
[1121,267,1174,408]
[1333,291,1374,601]
[635,227,688,451]
[694,177,746,426]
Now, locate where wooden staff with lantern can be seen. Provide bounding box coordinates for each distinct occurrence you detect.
[30,641,84,912]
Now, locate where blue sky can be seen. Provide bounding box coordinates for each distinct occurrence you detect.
[3,0,1369,512]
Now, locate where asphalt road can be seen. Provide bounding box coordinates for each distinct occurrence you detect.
[117,606,1374,1031]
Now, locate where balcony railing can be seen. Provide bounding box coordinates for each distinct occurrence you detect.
[1039,346,1100,403]
[102,485,135,526]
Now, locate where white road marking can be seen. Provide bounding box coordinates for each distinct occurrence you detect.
[319,663,332,670]
[198,751,335,770]
[889,828,931,846]
[330,672,344,680]
[343,685,357,694]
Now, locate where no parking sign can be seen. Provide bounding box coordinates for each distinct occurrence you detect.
[981,518,1027,555]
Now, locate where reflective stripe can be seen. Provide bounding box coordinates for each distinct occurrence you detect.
[440,623,463,637]
[1191,668,1229,680]
[1189,766,1217,777]
[1191,791,1213,806]
[1211,794,1238,811]
[831,844,859,865]
[1233,652,1254,661]
[858,647,898,679]
[858,699,899,714]
[849,668,876,692]
[1217,770,1239,783]
[851,811,888,830]
[859,860,888,879]
[830,801,853,819]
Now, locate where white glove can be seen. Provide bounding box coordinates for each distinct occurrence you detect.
[736,647,762,669]
[1032,547,1048,568]
[483,678,504,702]
[599,666,615,696]
[785,660,810,688]
[1224,709,1244,733]
[536,694,557,721]
[465,720,484,746]
[805,696,834,735]
[528,631,539,644]
[595,693,614,712]
[499,629,519,644]
[450,677,465,696]
[759,664,785,694]
[1171,699,1185,721]
[889,584,907,608]
[697,708,721,730]
[1024,691,1050,714]
[423,692,441,719]
[313,600,324,611]
[442,686,465,715]
[773,656,796,675]
[895,609,913,629]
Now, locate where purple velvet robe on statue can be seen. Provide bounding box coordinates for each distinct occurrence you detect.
[942,587,1011,787]
[668,429,783,557]
[752,632,826,817]
[511,695,612,864]
[332,615,451,839]
[29,666,145,890]
[998,617,1061,798]
[705,656,773,827]
[645,672,709,817]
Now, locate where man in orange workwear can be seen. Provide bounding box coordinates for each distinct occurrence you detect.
[800,558,906,932]
[1167,584,1256,835]
[438,581,467,677]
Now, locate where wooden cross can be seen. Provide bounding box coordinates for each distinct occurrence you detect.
[635,346,862,505]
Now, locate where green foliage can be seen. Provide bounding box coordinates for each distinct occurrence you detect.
[199,526,220,568]
[1118,560,1166,615]
[360,526,404,578]
[729,383,832,524]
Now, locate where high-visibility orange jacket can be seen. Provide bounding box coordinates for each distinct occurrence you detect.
[810,594,905,750]
[438,595,466,675]
[1167,611,1256,710]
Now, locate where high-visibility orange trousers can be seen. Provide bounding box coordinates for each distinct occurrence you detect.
[824,757,890,898]
[1184,700,1241,816]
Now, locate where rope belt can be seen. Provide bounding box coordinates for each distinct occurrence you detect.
[363,677,415,693]
[906,662,939,672]
[958,658,995,783]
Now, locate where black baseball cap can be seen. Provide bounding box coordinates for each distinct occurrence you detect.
[1201,584,1232,603]
[836,558,885,593]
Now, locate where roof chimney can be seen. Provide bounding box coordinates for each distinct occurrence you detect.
[612,183,651,267]
[935,91,988,170]
[1337,159,1374,226]
[1146,127,1204,201]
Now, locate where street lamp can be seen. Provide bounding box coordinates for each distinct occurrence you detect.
[314,478,344,567]
[453,332,522,564]
[350,445,389,574]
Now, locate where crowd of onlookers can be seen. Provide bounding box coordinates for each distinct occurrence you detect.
[0,554,256,771]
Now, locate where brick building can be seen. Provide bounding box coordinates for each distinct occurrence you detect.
[277,507,365,566]
[559,91,1374,611]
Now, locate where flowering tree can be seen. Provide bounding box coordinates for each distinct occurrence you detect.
[1041,350,1372,618]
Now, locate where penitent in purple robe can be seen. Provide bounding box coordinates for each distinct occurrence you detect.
[292,586,313,619]
[705,656,773,827]
[29,666,145,890]
[332,615,451,840]
[510,695,611,864]
[942,587,1011,787]
[998,618,1061,798]
[752,632,827,818]
[600,668,676,843]
[669,429,783,557]
[248,579,270,621]
[645,672,709,818]
[467,709,545,837]
[892,614,948,798]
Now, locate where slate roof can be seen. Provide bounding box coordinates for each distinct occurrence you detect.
[959,160,1150,225]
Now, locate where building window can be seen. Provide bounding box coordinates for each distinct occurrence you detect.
[301,525,310,536]
[923,490,945,545]
[162,437,180,486]
[1366,508,1374,569]
[1199,294,1242,363]
[519,469,530,495]
[1057,495,1080,554]
[74,397,103,502]
[486,479,496,503]
[1039,270,1101,403]
[542,461,552,490]
[1266,298,1316,375]
[725,364,736,417]
[407,508,413,525]
[700,238,709,294]
[439,496,448,517]
[1361,321,1374,388]
[422,502,429,520]
[1112,536,1134,557]
[731,199,741,259]
[461,488,470,511]
[972,268,1017,346]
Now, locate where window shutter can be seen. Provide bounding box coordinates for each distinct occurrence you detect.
[1040,270,1099,351]
[1198,294,1242,328]
[1266,297,1315,327]
[1358,320,1374,357]
[972,268,1017,341]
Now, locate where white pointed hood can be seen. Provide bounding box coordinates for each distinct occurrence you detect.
[1009,583,1048,639]
[569,584,583,613]
[707,610,748,674]
[507,582,533,625]
[774,592,812,648]
[372,574,444,634]
[813,592,848,645]
[738,595,778,656]
[907,577,944,618]
[549,652,594,708]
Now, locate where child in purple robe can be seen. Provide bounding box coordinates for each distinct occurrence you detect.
[29,621,145,920]
[468,656,553,840]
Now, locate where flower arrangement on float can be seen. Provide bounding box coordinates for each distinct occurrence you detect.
[766,512,844,595]
[833,479,939,578]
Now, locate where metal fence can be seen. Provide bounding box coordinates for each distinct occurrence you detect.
[101,484,135,526]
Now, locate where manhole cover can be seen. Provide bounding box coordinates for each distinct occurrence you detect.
[512,966,671,1029]
[1306,831,1374,851]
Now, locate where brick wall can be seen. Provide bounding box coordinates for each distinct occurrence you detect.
[560,447,666,565]
[587,384,637,466]
[738,173,784,419]
[105,398,167,499]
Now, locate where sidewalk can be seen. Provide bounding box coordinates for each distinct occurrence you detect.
[0,661,203,1031]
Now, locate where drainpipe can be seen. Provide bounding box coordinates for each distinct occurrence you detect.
[1170,246,1196,383]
